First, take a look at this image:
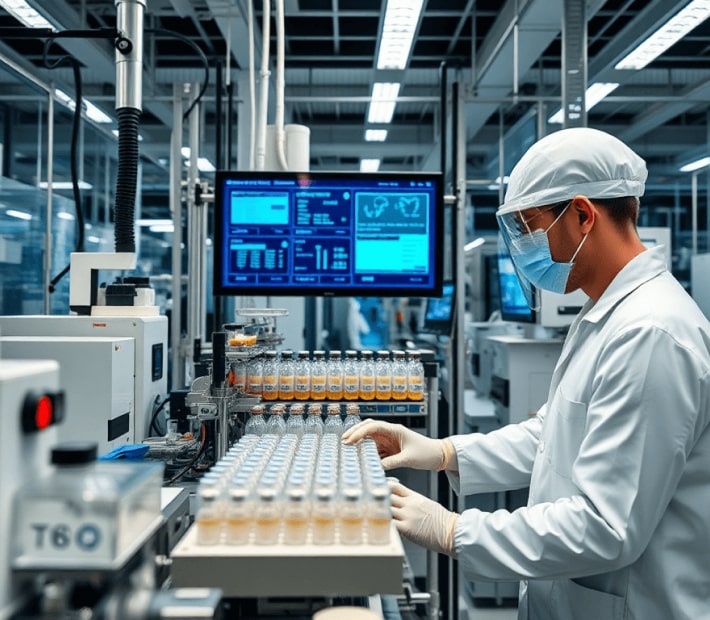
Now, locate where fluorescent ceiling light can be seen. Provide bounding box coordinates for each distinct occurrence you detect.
[360,159,381,172]
[86,235,101,244]
[137,218,174,227]
[615,0,710,70]
[38,180,92,190]
[464,237,486,254]
[149,224,175,233]
[365,129,388,142]
[377,0,424,70]
[6,209,32,220]
[55,89,113,124]
[367,82,400,124]
[180,148,215,172]
[679,156,710,172]
[0,0,56,30]
[548,82,620,124]
[57,211,75,220]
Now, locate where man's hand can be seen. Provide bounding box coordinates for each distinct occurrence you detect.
[389,480,458,557]
[342,418,455,471]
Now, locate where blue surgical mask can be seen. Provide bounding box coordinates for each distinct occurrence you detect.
[509,202,588,295]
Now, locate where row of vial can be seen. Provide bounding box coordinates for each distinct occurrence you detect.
[196,433,391,546]
[244,402,361,437]
[228,349,425,401]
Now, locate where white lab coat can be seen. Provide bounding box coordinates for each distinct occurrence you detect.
[448,246,710,620]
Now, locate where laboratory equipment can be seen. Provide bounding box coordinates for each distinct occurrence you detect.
[0,336,135,453]
[0,315,167,443]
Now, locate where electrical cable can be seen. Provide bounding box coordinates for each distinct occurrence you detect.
[146,28,209,122]
[43,40,85,293]
[166,422,207,486]
[149,396,170,437]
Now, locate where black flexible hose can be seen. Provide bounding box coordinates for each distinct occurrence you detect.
[114,107,140,253]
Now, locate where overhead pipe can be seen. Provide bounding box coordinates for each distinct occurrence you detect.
[114,0,145,253]
[274,0,288,170]
[254,0,270,171]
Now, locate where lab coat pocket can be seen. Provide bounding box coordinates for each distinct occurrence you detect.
[544,394,587,479]
[564,578,625,620]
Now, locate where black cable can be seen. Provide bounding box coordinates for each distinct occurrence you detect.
[150,396,170,437]
[166,422,207,486]
[43,40,85,293]
[146,28,209,122]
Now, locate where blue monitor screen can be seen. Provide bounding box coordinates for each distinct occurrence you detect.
[497,253,535,323]
[423,282,455,334]
[214,171,444,297]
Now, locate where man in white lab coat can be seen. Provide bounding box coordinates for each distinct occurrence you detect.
[343,127,710,620]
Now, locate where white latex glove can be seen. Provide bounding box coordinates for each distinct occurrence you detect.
[389,481,458,557]
[341,418,457,471]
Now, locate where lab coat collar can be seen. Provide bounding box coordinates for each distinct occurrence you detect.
[580,245,668,324]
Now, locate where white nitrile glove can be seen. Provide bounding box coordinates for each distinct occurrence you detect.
[389,481,458,557]
[341,418,457,472]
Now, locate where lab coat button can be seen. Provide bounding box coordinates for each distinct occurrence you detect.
[538,441,545,453]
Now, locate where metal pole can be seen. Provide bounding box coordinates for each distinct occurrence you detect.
[170,83,184,389]
[43,90,54,314]
[692,171,698,256]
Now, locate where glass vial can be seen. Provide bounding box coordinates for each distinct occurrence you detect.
[391,350,408,401]
[343,403,362,431]
[324,403,344,437]
[312,486,336,545]
[285,403,305,438]
[261,350,279,401]
[327,350,344,400]
[266,404,287,436]
[225,486,253,545]
[407,350,425,401]
[196,482,223,545]
[254,486,281,544]
[246,356,263,396]
[359,350,376,401]
[245,404,268,436]
[284,487,309,544]
[366,485,392,545]
[278,350,295,400]
[310,350,327,400]
[304,403,324,436]
[294,350,311,401]
[339,486,364,544]
[375,350,392,401]
[343,350,360,401]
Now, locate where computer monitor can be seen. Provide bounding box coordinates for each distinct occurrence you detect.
[422,282,455,336]
[497,251,586,328]
[213,170,444,297]
[497,253,536,324]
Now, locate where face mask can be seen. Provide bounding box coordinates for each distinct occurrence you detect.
[509,202,588,295]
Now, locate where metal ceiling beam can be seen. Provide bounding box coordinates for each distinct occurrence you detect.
[464,0,608,143]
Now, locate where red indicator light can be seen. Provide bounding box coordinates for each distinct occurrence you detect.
[35,395,52,430]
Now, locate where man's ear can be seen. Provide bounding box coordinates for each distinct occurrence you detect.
[572,196,595,233]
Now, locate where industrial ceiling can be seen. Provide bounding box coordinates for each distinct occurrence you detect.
[0,0,709,227]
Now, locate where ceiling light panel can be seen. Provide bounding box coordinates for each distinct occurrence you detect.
[367,82,400,124]
[548,82,619,124]
[376,0,424,70]
[0,0,56,30]
[365,129,388,142]
[360,159,381,172]
[615,0,710,70]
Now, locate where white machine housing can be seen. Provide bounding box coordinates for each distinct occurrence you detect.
[0,316,167,443]
[1,336,135,454]
[488,335,564,425]
[0,360,61,618]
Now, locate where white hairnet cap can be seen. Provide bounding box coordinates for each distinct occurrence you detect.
[498,127,648,215]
